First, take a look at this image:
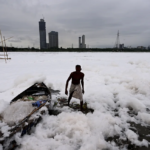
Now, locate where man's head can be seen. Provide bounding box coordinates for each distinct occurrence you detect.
[76,65,81,72]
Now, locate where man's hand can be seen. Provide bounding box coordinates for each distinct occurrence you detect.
[65,90,68,95]
[82,89,84,94]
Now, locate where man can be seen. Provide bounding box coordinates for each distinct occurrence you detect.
[65,65,84,111]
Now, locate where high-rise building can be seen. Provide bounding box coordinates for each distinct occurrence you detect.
[79,35,86,48]
[49,31,59,48]
[119,44,124,49]
[79,37,81,48]
[82,35,86,48]
[39,19,46,49]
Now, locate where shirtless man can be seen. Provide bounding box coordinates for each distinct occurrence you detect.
[65,65,84,111]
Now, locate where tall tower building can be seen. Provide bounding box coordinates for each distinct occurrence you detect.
[79,37,81,48]
[114,31,120,49]
[78,35,86,48]
[39,19,46,49]
[82,35,86,48]
[82,35,85,45]
[49,31,59,48]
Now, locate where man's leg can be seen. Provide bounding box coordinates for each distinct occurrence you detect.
[68,91,74,106]
[80,101,83,111]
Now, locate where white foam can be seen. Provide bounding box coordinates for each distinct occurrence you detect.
[2,101,34,125]
[0,52,150,149]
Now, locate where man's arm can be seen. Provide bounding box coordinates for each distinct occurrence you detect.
[81,74,84,94]
[65,73,72,95]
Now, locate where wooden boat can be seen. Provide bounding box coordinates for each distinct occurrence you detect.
[0,82,51,149]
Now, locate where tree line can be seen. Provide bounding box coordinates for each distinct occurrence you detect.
[0,46,150,52]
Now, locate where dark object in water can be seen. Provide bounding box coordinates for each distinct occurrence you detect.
[11,82,51,103]
[32,100,47,107]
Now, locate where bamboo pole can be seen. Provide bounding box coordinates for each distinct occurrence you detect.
[0,58,11,59]
[3,36,8,59]
[9,100,48,133]
[0,36,13,43]
[0,30,6,63]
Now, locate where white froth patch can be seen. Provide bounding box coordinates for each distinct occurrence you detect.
[2,101,34,125]
[137,112,150,124]
[126,129,148,147]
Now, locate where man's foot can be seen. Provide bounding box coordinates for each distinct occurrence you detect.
[78,108,83,111]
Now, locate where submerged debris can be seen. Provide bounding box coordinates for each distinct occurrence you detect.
[56,97,94,114]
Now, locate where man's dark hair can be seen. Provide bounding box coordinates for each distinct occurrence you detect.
[76,65,81,68]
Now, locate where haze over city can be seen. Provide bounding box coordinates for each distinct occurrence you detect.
[0,0,150,48]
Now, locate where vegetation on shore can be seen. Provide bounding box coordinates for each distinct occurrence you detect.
[0,46,150,52]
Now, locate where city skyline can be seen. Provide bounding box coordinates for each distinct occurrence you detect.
[0,0,150,48]
[39,18,59,49]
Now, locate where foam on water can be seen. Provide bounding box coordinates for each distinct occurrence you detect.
[0,52,150,149]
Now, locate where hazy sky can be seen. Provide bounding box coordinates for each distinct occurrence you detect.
[0,0,150,48]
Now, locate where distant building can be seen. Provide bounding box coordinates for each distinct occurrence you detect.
[49,31,59,48]
[137,46,146,50]
[39,19,46,49]
[119,44,124,49]
[79,37,81,48]
[82,35,86,48]
[79,35,86,48]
